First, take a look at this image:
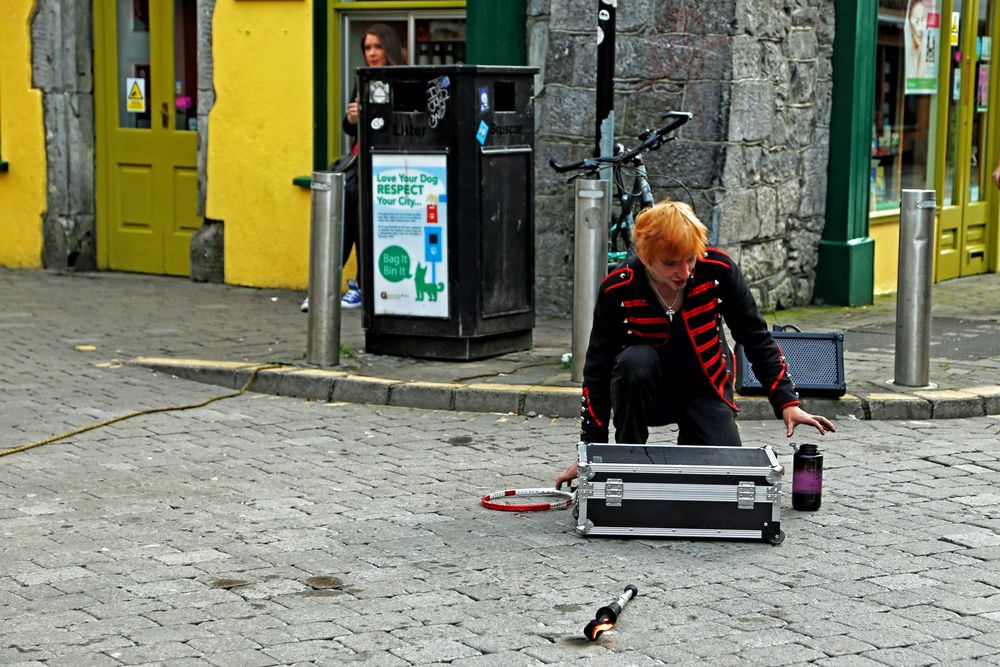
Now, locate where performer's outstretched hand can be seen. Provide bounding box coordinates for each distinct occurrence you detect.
[783,405,836,437]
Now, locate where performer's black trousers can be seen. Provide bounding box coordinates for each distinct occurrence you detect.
[610,345,741,446]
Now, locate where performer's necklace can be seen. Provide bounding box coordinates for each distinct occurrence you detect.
[663,291,681,322]
[649,279,683,322]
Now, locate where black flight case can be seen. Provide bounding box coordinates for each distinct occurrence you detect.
[575,443,785,545]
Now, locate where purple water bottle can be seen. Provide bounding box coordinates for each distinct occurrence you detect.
[791,443,823,511]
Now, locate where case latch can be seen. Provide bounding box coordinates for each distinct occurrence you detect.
[766,485,782,503]
[737,481,756,509]
[605,478,624,507]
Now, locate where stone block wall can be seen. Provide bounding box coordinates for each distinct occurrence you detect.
[196,0,215,219]
[530,0,835,315]
[31,0,96,271]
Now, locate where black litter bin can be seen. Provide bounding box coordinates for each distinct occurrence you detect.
[357,65,537,360]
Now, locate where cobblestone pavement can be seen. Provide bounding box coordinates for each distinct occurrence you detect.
[3,290,1000,664]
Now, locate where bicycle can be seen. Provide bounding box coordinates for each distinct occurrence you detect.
[549,110,693,270]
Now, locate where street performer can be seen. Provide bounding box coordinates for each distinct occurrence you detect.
[556,200,835,488]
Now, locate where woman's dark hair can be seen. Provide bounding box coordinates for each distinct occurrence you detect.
[362,23,405,66]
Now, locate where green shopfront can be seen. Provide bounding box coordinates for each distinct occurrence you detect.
[817,0,999,302]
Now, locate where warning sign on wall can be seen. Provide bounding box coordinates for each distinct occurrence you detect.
[126,78,146,113]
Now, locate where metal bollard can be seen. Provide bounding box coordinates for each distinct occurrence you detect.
[572,179,610,383]
[307,171,345,367]
[892,189,936,387]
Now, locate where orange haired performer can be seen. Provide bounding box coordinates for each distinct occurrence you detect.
[555,200,834,488]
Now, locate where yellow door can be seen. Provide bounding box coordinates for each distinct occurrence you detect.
[95,0,200,275]
[937,0,996,279]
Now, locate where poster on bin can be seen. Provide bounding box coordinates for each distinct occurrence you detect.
[371,153,449,318]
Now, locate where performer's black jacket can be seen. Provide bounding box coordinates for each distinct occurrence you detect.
[580,249,800,443]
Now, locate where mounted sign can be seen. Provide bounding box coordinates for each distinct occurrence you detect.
[370,153,449,318]
[126,77,146,113]
[904,0,942,95]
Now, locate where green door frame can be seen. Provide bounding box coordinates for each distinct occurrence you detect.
[466,0,526,65]
[814,0,877,306]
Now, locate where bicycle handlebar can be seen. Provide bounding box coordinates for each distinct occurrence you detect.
[548,156,609,174]
[658,110,693,135]
[549,111,692,175]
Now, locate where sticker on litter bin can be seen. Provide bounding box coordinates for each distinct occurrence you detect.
[475,120,489,145]
[371,153,449,318]
[369,80,390,104]
[427,77,450,129]
[478,86,490,112]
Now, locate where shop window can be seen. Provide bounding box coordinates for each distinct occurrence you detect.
[415,18,466,65]
[343,15,466,85]
[173,0,198,132]
[944,0,992,205]
[872,0,941,212]
[967,1,993,204]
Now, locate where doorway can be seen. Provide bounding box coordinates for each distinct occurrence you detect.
[330,9,467,159]
[95,0,201,276]
[936,0,997,279]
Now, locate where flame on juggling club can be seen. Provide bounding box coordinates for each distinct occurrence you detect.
[584,616,616,640]
[582,584,638,641]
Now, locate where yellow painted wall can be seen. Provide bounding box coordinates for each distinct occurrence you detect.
[207,1,313,289]
[870,213,947,295]
[870,217,900,295]
[0,0,45,269]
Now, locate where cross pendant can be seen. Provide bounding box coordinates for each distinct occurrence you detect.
[666,307,675,322]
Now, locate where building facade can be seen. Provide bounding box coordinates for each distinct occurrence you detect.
[1,0,997,317]
[862,0,999,293]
